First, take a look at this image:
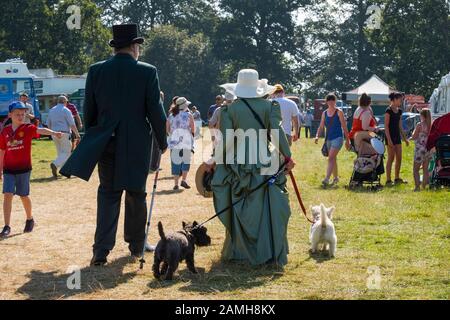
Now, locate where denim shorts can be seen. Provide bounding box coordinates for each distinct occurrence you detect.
[326,137,344,151]
[3,171,31,196]
[170,149,192,176]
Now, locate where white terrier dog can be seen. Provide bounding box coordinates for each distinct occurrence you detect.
[310,204,337,257]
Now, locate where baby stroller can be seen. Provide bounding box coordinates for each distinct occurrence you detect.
[348,132,385,190]
[427,113,450,188]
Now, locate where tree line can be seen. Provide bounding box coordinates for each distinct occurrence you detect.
[1,0,448,116]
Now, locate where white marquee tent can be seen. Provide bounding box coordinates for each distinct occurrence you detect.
[344,74,396,105]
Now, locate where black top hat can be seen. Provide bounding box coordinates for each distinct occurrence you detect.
[109,24,144,48]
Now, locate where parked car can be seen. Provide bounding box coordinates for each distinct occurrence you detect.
[375,112,420,140]
[336,100,352,118]
[402,112,421,137]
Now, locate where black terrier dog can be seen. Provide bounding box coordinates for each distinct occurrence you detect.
[153,221,211,280]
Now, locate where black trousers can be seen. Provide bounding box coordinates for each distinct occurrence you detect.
[305,126,311,138]
[93,138,147,258]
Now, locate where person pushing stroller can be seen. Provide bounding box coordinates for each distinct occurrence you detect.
[349,93,381,156]
[348,93,385,189]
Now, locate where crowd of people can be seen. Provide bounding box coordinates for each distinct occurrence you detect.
[173,86,434,193]
[0,23,439,269]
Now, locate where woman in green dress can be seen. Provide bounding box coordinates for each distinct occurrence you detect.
[211,69,295,266]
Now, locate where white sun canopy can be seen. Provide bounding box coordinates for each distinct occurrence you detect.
[344,74,395,104]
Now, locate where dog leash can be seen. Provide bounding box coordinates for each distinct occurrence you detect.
[289,171,314,224]
[188,160,289,232]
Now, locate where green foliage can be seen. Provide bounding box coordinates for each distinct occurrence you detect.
[368,0,450,97]
[93,0,193,30]
[301,0,385,98]
[0,0,111,74]
[0,0,448,104]
[301,0,450,99]
[49,0,112,74]
[141,25,222,116]
[214,0,310,90]
[0,0,54,68]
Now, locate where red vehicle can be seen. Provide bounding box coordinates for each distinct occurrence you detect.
[313,99,327,121]
[404,95,429,112]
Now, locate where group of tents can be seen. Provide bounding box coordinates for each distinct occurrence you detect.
[343,73,450,119]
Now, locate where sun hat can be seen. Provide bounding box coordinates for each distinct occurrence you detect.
[224,92,236,102]
[220,69,275,99]
[176,97,191,111]
[8,101,28,113]
[195,162,215,198]
[371,137,385,155]
[272,84,285,94]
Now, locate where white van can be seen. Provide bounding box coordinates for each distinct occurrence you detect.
[430,72,450,119]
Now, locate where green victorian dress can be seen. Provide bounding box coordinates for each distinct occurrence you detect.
[211,98,292,266]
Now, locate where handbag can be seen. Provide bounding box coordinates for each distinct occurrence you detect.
[321,110,337,157]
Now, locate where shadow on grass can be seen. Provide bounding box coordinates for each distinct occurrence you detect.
[155,189,184,196]
[0,233,24,242]
[344,185,384,193]
[16,256,137,300]
[308,250,334,264]
[148,259,284,294]
[30,177,57,183]
[31,176,78,184]
[157,176,176,181]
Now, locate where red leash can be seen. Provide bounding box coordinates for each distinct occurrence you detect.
[289,171,314,224]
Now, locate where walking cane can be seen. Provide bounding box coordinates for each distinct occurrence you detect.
[139,153,162,270]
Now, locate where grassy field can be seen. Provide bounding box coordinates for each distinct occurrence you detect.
[0,136,448,300]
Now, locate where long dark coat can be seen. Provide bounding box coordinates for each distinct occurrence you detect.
[60,53,168,192]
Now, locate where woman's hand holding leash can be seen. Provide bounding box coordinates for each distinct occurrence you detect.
[284,157,296,173]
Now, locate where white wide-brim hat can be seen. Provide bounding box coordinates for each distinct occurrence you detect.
[220,69,275,99]
[176,97,191,110]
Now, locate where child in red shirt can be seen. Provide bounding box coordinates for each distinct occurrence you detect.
[0,102,62,237]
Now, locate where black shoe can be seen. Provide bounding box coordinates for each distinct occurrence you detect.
[173,185,179,190]
[130,247,142,258]
[50,163,58,178]
[394,178,408,185]
[90,256,107,266]
[24,219,35,233]
[180,181,191,189]
[129,242,144,257]
[0,225,11,238]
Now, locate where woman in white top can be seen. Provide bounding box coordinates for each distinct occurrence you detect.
[166,97,195,190]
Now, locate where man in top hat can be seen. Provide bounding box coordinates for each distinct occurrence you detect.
[60,24,168,266]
